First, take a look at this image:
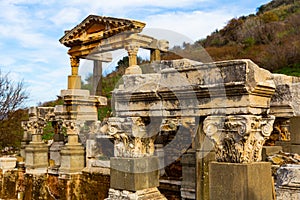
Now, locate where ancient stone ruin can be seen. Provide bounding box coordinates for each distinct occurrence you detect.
[0,15,299,200]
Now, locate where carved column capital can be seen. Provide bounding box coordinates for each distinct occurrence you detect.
[62,120,80,135]
[70,56,80,68]
[125,44,140,68]
[70,56,80,76]
[125,44,139,56]
[107,117,155,158]
[203,115,275,163]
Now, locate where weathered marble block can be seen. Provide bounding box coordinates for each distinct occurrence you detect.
[0,157,17,172]
[209,162,273,200]
[276,164,300,200]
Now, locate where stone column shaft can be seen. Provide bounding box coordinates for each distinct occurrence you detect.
[68,56,81,89]
[150,49,161,62]
[93,60,102,96]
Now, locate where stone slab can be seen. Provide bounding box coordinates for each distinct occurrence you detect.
[290,145,300,154]
[0,157,17,172]
[60,144,85,174]
[262,146,282,161]
[209,162,273,200]
[110,156,159,191]
[276,164,300,200]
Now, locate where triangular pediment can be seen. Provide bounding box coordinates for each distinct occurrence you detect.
[60,15,146,47]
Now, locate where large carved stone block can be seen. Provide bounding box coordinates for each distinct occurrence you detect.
[276,164,300,200]
[25,143,48,170]
[59,144,85,174]
[209,162,273,200]
[110,156,159,191]
[113,59,275,117]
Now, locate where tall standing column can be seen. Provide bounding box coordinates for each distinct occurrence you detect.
[150,49,161,62]
[68,56,81,89]
[125,44,142,75]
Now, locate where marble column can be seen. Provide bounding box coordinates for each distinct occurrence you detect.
[125,44,142,75]
[68,56,81,89]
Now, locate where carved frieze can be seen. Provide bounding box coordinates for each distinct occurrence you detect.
[203,115,275,163]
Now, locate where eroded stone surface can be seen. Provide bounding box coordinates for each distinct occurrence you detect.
[203,115,275,163]
[276,164,300,200]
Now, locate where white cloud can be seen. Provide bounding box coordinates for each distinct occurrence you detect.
[0,0,270,106]
[145,10,233,41]
[50,7,83,26]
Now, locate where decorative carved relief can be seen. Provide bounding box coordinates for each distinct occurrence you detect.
[125,44,139,56]
[107,117,155,158]
[70,56,80,68]
[203,115,275,163]
[62,120,80,135]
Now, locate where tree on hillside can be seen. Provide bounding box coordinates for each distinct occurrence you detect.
[0,71,28,150]
[0,71,28,120]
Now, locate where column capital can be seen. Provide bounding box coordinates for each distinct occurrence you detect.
[70,56,80,68]
[107,117,155,158]
[62,120,80,135]
[125,44,139,56]
[203,115,275,163]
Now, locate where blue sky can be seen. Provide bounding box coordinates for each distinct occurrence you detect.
[0,0,270,106]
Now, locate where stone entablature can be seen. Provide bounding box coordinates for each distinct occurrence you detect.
[113,59,275,117]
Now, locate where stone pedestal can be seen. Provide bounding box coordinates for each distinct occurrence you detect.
[58,89,107,121]
[110,157,159,191]
[209,162,273,200]
[25,142,48,172]
[290,117,300,154]
[107,156,166,199]
[59,121,85,174]
[60,144,85,174]
[68,75,81,89]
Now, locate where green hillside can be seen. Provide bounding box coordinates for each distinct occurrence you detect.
[195,0,300,75]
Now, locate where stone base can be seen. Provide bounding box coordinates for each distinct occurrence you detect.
[106,188,167,200]
[59,144,85,174]
[110,157,159,191]
[25,142,48,169]
[209,162,273,200]
[125,65,142,75]
[58,89,106,121]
